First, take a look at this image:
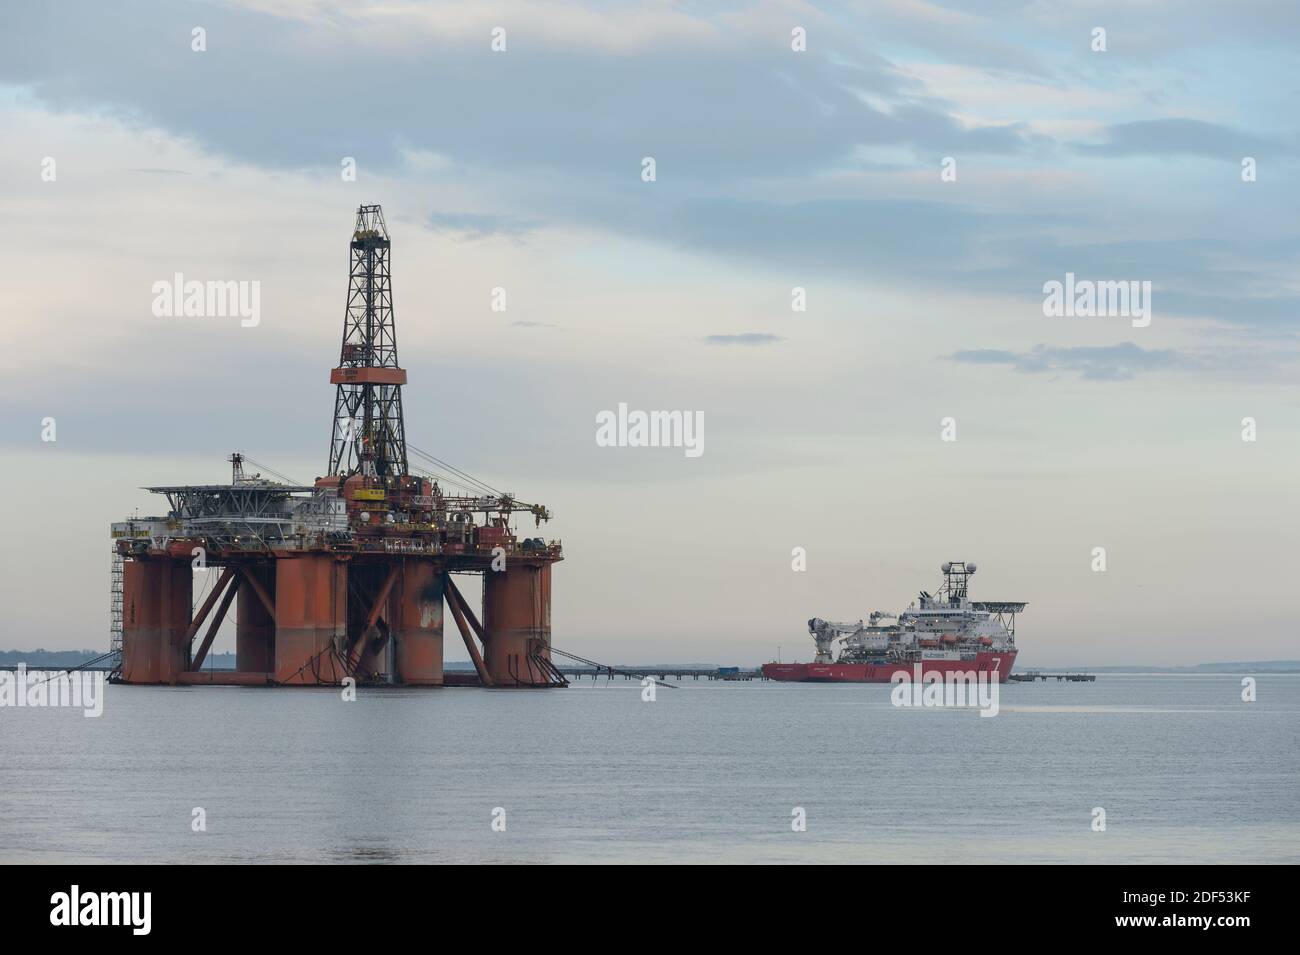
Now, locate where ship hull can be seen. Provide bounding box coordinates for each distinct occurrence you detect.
[762,651,1017,683]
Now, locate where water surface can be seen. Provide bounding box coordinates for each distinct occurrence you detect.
[2,673,1295,863]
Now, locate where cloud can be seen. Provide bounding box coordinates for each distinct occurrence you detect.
[580,196,1300,335]
[9,0,1293,355]
[842,0,1050,76]
[0,0,1046,186]
[702,333,784,345]
[947,342,1294,381]
[426,211,539,241]
[1073,119,1284,159]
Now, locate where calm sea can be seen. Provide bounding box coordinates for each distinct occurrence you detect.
[2,673,1297,863]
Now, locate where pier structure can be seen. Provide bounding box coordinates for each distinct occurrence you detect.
[1007,671,1096,682]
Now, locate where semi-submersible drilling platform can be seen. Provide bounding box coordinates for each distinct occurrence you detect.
[111,205,565,688]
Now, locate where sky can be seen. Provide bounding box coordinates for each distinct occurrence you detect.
[1,0,1297,666]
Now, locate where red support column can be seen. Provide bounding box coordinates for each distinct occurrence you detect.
[274,556,346,685]
[120,559,160,684]
[120,559,192,685]
[394,560,444,685]
[158,560,193,685]
[481,562,553,686]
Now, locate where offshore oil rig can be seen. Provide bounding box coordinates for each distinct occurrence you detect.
[111,204,565,688]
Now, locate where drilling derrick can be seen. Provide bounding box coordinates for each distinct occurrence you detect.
[112,204,565,690]
[328,205,408,479]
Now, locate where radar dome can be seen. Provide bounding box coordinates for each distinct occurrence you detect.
[941,562,952,573]
[966,562,977,574]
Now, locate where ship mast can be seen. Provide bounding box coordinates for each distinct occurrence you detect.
[939,560,976,605]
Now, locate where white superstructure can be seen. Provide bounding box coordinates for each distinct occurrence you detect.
[807,561,1026,664]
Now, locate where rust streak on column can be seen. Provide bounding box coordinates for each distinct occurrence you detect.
[394,560,443,686]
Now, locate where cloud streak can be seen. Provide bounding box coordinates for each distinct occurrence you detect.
[1073,119,1285,159]
[947,342,1295,381]
[426,211,539,241]
[702,333,784,345]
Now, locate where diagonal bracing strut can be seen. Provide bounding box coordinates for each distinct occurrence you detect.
[443,575,493,687]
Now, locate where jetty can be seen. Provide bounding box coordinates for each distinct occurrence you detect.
[1008,671,1095,682]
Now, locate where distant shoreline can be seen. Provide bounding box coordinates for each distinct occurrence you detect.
[3,650,1298,674]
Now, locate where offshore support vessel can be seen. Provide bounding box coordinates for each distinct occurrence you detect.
[762,562,1024,683]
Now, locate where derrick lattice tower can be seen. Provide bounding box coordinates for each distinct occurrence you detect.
[328,204,409,478]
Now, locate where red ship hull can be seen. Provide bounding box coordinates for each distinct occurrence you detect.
[762,650,1017,683]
